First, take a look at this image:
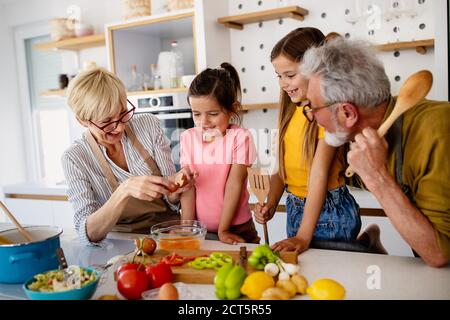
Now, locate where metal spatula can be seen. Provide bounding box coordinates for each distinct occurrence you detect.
[247,167,270,245]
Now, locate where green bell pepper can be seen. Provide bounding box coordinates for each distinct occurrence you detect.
[214,263,247,300]
[247,244,279,270]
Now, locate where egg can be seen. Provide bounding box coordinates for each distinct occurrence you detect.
[158,283,179,300]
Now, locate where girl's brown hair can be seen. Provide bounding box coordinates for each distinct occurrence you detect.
[188,62,242,124]
[270,27,331,182]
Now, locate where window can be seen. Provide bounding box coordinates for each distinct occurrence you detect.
[24,35,71,183]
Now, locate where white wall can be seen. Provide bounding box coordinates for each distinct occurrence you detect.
[0,3,27,191]
[0,0,124,193]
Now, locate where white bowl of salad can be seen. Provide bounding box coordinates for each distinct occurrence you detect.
[23,265,99,300]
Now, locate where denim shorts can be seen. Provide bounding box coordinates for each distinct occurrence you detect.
[286,185,361,242]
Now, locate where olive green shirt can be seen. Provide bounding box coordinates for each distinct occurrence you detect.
[384,96,450,259]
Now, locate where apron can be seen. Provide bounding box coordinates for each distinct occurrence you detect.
[86,126,179,234]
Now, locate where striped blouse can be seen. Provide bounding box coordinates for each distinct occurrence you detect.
[61,114,178,246]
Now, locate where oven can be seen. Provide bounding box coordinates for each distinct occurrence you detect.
[128,92,194,170]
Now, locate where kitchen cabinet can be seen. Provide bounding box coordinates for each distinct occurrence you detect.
[106,0,232,95]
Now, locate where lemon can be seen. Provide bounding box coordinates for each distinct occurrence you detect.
[240,271,275,300]
[306,278,346,300]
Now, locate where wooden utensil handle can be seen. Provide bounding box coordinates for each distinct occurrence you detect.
[0,201,33,242]
[263,222,269,245]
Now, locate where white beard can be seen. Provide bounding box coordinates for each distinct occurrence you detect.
[324,130,350,147]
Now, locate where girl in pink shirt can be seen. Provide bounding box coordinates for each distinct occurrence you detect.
[179,62,260,245]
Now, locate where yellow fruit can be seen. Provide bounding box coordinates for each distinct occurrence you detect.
[241,271,275,300]
[98,295,120,300]
[291,274,308,295]
[260,287,290,300]
[276,280,297,297]
[307,278,346,300]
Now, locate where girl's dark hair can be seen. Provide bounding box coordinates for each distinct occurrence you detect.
[188,62,242,124]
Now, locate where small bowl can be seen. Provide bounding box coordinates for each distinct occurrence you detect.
[23,267,100,300]
[151,220,206,250]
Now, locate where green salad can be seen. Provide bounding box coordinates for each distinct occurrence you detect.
[27,266,97,293]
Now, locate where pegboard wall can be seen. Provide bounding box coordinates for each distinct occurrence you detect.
[222,0,441,169]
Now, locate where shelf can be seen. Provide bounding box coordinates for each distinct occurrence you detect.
[375,39,434,55]
[217,6,309,30]
[242,102,278,111]
[34,34,106,51]
[126,87,188,96]
[39,89,66,97]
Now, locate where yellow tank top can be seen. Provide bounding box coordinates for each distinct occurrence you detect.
[283,107,344,198]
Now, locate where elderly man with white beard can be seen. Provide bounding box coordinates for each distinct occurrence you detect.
[301,38,450,268]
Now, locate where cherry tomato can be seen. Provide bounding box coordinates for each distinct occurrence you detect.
[145,262,174,288]
[117,269,150,300]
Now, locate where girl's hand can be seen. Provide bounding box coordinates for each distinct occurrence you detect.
[253,203,276,224]
[271,237,310,254]
[120,175,172,201]
[218,230,246,245]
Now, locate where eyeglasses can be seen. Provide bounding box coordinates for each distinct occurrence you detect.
[89,99,136,133]
[300,100,338,123]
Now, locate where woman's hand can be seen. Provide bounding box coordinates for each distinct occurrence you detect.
[120,175,173,201]
[253,203,276,224]
[271,237,310,254]
[218,230,246,245]
[168,167,198,194]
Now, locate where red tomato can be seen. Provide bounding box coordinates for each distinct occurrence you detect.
[117,269,150,300]
[145,262,174,288]
[117,263,144,275]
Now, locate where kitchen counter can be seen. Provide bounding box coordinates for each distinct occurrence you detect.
[0,223,449,300]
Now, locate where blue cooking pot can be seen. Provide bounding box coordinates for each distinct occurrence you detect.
[0,226,62,284]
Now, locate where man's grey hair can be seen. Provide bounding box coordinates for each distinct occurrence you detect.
[301,38,391,108]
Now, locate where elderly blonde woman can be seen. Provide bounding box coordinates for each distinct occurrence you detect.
[62,68,193,245]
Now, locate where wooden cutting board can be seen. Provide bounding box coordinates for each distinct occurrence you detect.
[127,248,298,284]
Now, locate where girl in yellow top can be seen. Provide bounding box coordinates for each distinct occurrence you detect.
[254,28,361,253]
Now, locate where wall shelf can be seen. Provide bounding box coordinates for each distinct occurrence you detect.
[127,87,188,96]
[242,102,278,111]
[34,34,106,51]
[217,6,309,30]
[39,89,66,97]
[375,39,434,55]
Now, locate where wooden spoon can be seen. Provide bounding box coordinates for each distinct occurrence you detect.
[345,70,433,178]
[0,201,33,243]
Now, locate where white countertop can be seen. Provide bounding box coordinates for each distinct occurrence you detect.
[78,231,450,300]
[2,181,382,209]
[0,224,449,300]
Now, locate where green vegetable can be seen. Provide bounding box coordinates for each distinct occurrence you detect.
[214,263,247,300]
[188,252,233,270]
[248,244,279,270]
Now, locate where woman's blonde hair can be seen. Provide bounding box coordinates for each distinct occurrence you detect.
[66,68,127,121]
[270,28,327,182]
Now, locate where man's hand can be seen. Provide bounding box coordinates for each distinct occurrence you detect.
[347,127,389,190]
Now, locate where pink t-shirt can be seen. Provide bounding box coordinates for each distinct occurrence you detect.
[180,124,257,232]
